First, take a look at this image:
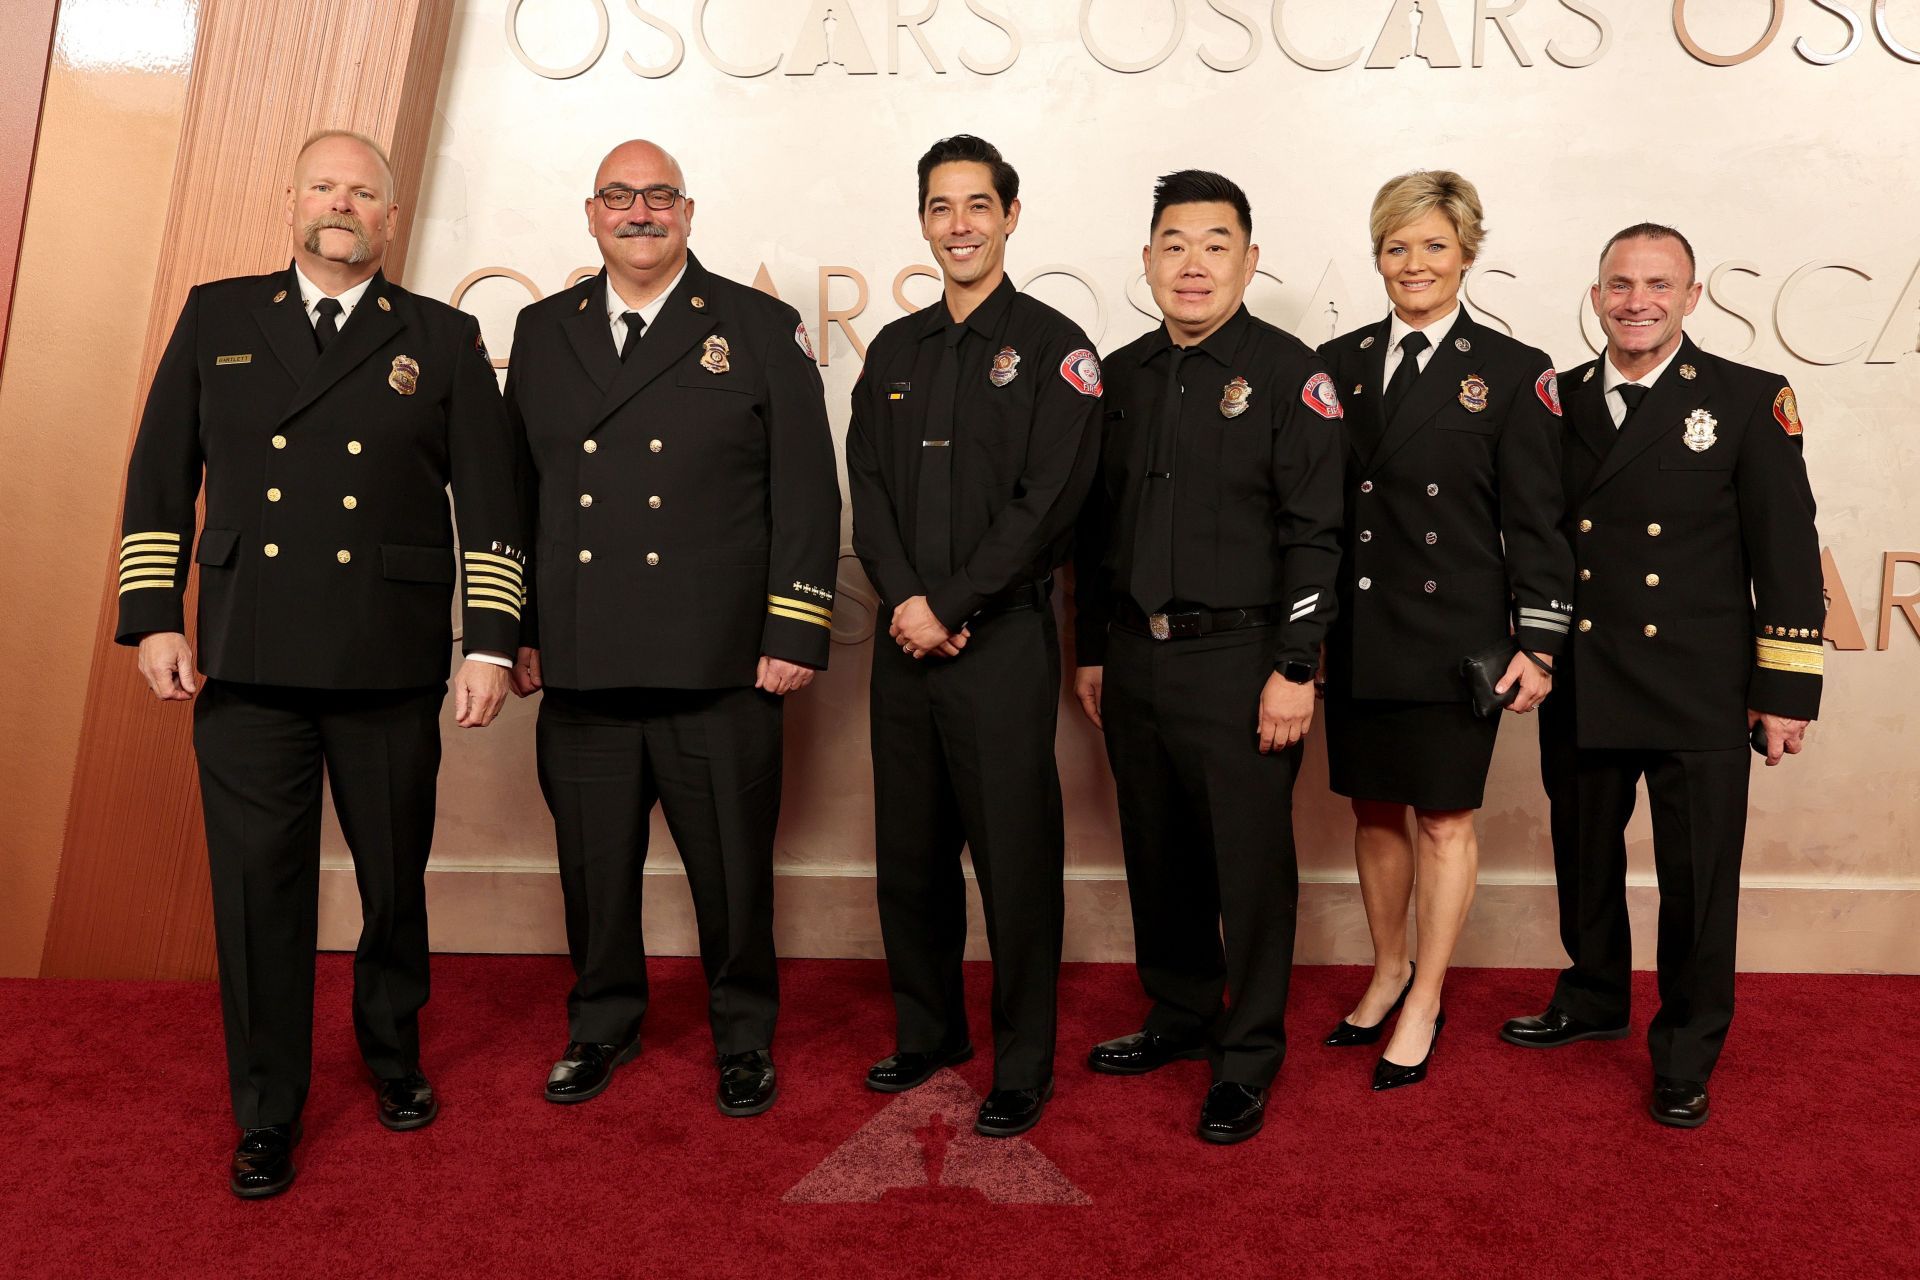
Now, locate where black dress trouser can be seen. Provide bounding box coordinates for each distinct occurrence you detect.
[1100,624,1303,1088]
[871,606,1065,1091]
[193,678,445,1130]
[536,685,783,1055]
[1541,697,1751,1084]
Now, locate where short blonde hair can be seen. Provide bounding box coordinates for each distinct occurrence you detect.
[296,129,397,202]
[1368,170,1486,263]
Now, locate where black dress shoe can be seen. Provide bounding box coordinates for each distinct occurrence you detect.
[1086,1030,1209,1076]
[1197,1082,1267,1144]
[1372,1010,1444,1090]
[975,1079,1053,1137]
[1650,1076,1710,1128]
[1499,1005,1630,1049]
[375,1070,438,1131]
[544,1038,640,1104]
[229,1122,300,1199]
[1324,962,1417,1047]
[866,1042,974,1093]
[717,1049,777,1117]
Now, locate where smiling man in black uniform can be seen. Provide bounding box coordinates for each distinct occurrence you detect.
[1501,224,1824,1129]
[1072,171,1345,1143]
[118,130,524,1198]
[505,140,840,1120]
[846,135,1103,1138]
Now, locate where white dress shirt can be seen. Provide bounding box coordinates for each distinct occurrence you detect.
[292,265,373,329]
[606,260,688,354]
[1383,303,1462,384]
[1601,344,1683,428]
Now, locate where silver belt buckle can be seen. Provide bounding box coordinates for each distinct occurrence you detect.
[1148,612,1171,641]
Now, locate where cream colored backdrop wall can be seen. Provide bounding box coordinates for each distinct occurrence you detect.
[317,0,1920,972]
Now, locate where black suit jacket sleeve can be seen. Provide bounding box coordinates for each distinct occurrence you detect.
[1071,409,1117,666]
[1740,382,1824,719]
[1501,364,1575,657]
[846,355,927,609]
[502,332,540,651]
[117,288,206,641]
[1269,362,1345,669]
[925,332,1103,629]
[757,314,840,669]
[449,314,527,659]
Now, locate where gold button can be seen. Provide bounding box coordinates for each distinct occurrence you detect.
[583,439,599,454]
[348,440,362,455]
[648,495,661,509]
[342,495,357,510]
[267,488,282,502]
[646,552,660,566]
[336,549,351,564]
[1812,628,1821,638]
[1647,522,1661,536]
[1644,624,1658,638]
[1578,568,1591,582]
[264,543,279,557]
[1578,619,1592,632]
[271,434,287,450]
[579,494,593,508]
[578,549,592,564]
[1645,573,1660,587]
[649,439,663,453]
[1578,519,1592,533]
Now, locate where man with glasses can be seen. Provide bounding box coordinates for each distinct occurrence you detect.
[504,140,840,1118]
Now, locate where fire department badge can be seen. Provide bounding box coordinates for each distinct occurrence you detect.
[388,355,419,396]
[701,334,731,375]
[1220,376,1252,419]
[990,346,1020,387]
[1534,369,1561,417]
[1059,349,1102,396]
[794,323,816,361]
[1302,371,1343,420]
[1683,408,1718,453]
[1458,374,1489,413]
[1773,386,1803,436]
[1454,337,1472,353]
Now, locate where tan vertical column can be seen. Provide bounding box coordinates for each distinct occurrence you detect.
[40,0,458,979]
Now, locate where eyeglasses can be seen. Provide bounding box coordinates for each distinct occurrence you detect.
[595,184,685,211]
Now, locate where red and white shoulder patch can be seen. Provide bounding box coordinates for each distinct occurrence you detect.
[1059,349,1103,397]
[1301,371,1343,419]
[1535,369,1561,417]
[1773,386,1803,436]
[794,322,816,362]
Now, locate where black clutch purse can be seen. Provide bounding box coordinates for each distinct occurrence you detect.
[1460,645,1520,719]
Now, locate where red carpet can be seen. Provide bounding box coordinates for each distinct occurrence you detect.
[2,956,1914,1278]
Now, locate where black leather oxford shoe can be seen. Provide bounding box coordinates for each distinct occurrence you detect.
[717,1049,777,1116]
[544,1038,640,1104]
[1086,1030,1209,1076]
[865,1043,974,1093]
[975,1079,1053,1138]
[1197,1082,1267,1144]
[1499,1005,1630,1049]
[1650,1077,1710,1128]
[229,1122,300,1199]
[375,1070,438,1131]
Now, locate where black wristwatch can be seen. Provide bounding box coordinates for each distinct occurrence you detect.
[1279,660,1315,685]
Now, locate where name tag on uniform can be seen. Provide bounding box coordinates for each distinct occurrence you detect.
[887,381,911,400]
[216,354,252,366]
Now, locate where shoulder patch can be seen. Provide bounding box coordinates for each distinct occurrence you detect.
[1059,348,1103,397]
[794,322,816,362]
[1773,386,1803,436]
[1301,371,1343,420]
[475,330,491,363]
[1535,369,1561,417]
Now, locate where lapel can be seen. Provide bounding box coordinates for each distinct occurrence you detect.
[275,270,406,428]
[1585,334,1711,496]
[588,253,715,433]
[1564,360,1615,466]
[562,271,621,395]
[1339,317,1392,462]
[1364,307,1479,473]
[253,265,318,387]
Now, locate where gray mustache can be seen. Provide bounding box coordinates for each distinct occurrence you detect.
[614,222,668,239]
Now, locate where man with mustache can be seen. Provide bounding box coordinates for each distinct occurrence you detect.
[504,141,839,1118]
[846,135,1102,1137]
[118,130,524,1197]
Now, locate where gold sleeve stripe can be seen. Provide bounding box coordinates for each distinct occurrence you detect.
[466,599,523,620]
[464,572,523,593]
[120,543,181,561]
[467,585,525,607]
[463,550,526,575]
[118,579,176,595]
[119,567,178,583]
[768,604,833,629]
[767,594,833,621]
[121,531,182,547]
[119,554,180,570]
[1755,639,1823,674]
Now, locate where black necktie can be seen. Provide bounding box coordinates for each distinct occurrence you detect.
[1615,382,1648,427]
[619,310,644,361]
[313,297,343,353]
[1128,347,1188,614]
[913,322,966,582]
[1381,329,1431,427]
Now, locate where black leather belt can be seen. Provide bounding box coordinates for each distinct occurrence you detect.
[1115,600,1281,641]
[976,577,1053,617]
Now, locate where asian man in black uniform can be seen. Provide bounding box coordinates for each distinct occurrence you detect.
[1501,224,1825,1129]
[1073,171,1346,1144]
[846,135,1103,1138]
[119,130,524,1198]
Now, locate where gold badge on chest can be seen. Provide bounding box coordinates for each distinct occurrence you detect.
[1682,408,1718,453]
[701,334,731,374]
[1220,376,1252,418]
[1458,374,1489,412]
[989,346,1020,387]
[388,355,420,395]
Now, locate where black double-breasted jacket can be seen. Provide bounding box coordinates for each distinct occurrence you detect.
[1554,335,1824,750]
[504,253,841,690]
[116,266,524,688]
[1317,307,1574,702]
